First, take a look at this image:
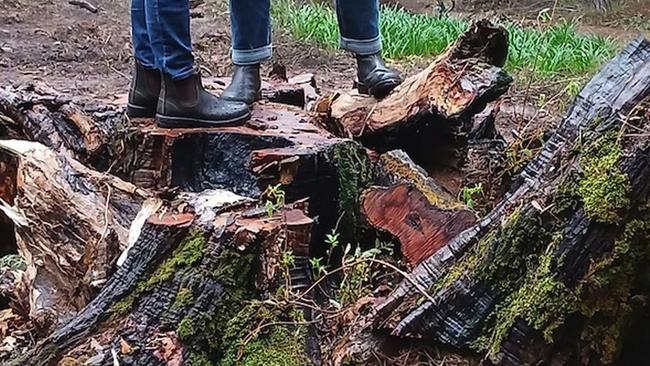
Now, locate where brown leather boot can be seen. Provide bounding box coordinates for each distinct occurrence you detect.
[126,62,161,118]
[156,71,251,128]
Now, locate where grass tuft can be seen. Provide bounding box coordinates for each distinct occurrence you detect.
[272,0,617,76]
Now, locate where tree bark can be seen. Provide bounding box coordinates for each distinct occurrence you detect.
[0,140,151,325]
[345,36,650,365]
[11,189,315,366]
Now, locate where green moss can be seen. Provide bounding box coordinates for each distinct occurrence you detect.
[552,173,581,216]
[476,232,577,357]
[108,230,206,317]
[177,316,197,340]
[189,352,214,366]
[577,133,630,224]
[577,216,650,364]
[428,229,496,297]
[138,231,206,292]
[212,250,256,290]
[333,141,374,244]
[226,327,307,366]
[173,247,262,363]
[475,208,551,293]
[218,302,309,366]
[109,294,136,317]
[174,287,194,309]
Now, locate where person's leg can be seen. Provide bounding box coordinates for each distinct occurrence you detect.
[221,0,271,106]
[131,0,156,68]
[229,0,272,65]
[142,0,250,127]
[127,0,161,118]
[145,0,194,80]
[335,0,381,56]
[335,0,401,98]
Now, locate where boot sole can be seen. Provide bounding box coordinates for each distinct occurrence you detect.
[126,103,156,118]
[155,111,251,128]
[357,79,401,99]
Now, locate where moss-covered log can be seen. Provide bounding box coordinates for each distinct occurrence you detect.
[10,189,316,366]
[356,37,650,365]
[319,20,512,168]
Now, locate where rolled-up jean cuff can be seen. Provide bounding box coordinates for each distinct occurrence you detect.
[339,35,382,55]
[171,66,197,81]
[231,45,273,65]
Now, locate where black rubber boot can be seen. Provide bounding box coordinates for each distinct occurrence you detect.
[126,62,161,118]
[156,71,251,128]
[356,53,402,98]
[221,64,262,106]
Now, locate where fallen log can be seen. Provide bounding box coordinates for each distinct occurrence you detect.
[341,37,650,365]
[0,140,151,325]
[0,83,125,170]
[11,189,315,366]
[319,20,512,168]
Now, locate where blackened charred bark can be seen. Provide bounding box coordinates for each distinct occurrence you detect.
[365,37,650,366]
[13,193,315,366]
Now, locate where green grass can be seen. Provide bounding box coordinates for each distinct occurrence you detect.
[272,0,617,76]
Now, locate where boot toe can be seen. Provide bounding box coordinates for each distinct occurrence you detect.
[359,70,403,98]
[222,100,251,119]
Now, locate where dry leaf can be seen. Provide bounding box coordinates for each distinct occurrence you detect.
[119,338,133,355]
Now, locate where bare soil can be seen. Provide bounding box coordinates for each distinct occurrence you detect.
[0,0,357,100]
[1,0,646,98]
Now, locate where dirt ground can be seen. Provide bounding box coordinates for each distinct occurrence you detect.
[0,0,358,100]
[1,0,648,97]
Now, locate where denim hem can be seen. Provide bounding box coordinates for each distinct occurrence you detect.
[170,65,196,80]
[231,45,273,65]
[135,56,156,70]
[339,35,381,55]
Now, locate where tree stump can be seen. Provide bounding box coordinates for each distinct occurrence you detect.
[11,190,315,366]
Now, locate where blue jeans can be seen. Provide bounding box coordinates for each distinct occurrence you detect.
[230,0,382,65]
[131,0,194,79]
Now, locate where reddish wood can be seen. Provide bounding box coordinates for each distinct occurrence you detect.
[362,183,476,266]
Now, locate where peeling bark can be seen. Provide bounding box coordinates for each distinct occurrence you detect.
[0,140,150,324]
[320,20,512,168]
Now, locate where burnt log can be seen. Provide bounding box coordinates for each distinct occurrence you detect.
[0,73,317,171]
[10,189,316,366]
[319,20,512,168]
[350,37,650,365]
[0,83,125,170]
